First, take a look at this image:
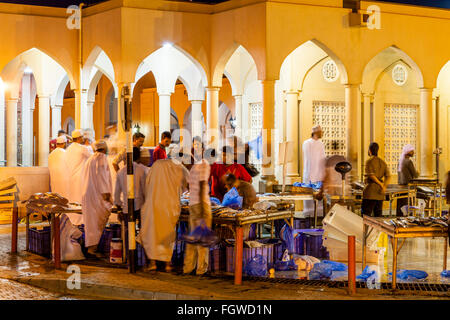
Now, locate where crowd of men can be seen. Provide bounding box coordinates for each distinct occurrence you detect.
[48,127,258,275]
[48,124,449,274]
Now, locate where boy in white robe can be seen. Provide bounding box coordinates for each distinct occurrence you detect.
[81,140,113,258]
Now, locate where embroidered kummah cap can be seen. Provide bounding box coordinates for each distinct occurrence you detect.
[71,129,83,139]
[312,125,322,134]
[56,136,67,144]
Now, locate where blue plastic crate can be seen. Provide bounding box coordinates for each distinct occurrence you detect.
[208,244,226,272]
[28,226,51,258]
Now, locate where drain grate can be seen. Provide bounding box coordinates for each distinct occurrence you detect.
[206,274,449,293]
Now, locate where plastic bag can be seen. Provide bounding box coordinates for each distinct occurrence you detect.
[53,214,85,261]
[356,266,376,281]
[280,224,294,254]
[181,220,218,247]
[221,187,243,209]
[210,197,222,206]
[388,269,428,280]
[440,270,450,278]
[308,262,333,280]
[253,201,277,211]
[322,260,348,271]
[244,254,267,276]
[292,255,320,271]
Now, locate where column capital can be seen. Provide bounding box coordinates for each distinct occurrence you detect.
[190,100,204,104]
[232,94,242,98]
[419,87,434,93]
[6,98,19,103]
[52,104,63,110]
[158,92,172,97]
[38,95,51,99]
[344,83,361,89]
[285,90,299,95]
[206,86,220,92]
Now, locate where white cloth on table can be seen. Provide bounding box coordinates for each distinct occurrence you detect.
[137,159,187,262]
[114,162,149,213]
[81,152,112,247]
[48,147,69,199]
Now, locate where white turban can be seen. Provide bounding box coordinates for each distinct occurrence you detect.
[56,136,67,144]
[312,125,322,134]
[140,148,150,158]
[398,144,415,172]
[93,140,108,152]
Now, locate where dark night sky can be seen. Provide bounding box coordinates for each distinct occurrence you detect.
[0,0,448,9]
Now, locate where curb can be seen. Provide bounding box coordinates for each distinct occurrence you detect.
[12,277,212,300]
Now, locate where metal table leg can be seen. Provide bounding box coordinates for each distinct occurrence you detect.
[53,214,61,269]
[392,237,398,290]
[11,207,18,253]
[444,237,448,271]
[26,212,30,252]
[362,224,367,270]
[270,221,274,239]
[234,226,244,285]
[314,200,318,228]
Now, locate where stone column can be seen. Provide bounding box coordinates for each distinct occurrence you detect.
[86,100,95,131]
[116,83,126,142]
[51,105,62,139]
[419,88,434,177]
[0,100,5,166]
[190,100,203,140]
[158,92,172,139]
[233,94,243,138]
[362,93,373,175]
[74,88,81,129]
[345,84,361,178]
[6,99,18,166]
[206,87,220,147]
[260,80,277,190]
[38,95,50,166]
[21,73,34,167]
[285,90,300,180]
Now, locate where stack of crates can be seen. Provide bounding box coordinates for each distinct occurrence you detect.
[28,226,51,258]
[208,243,227,272]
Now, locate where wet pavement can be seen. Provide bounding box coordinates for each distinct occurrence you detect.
[0,224,448,300]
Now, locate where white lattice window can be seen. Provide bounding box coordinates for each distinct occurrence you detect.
[312,101,347,157]
[250,102,263,170]
[322,60,339,82]
[384,103,418,174]
[392,64,408,86]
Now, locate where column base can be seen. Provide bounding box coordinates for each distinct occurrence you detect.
[259,175,278,193]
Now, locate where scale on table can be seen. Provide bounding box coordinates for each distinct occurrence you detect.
[335,161,352,199]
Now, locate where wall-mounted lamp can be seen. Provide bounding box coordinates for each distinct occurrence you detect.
[133,123,141,134]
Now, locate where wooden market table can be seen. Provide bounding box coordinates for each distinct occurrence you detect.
[180,209,294,285]
[362,215,448,289]
[11,206,82,269]
[353,184,415,216]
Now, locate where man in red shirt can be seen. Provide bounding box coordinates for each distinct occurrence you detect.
[210,146,252,201]
[152,131,171,163]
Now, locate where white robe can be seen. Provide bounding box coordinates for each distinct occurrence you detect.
[137,159,187,262]
[48,148,69,199]
[302,138,326,183]
[65,142,93,203]
[81,152,112,247]
[114,162,149,213]
[302,138,326,217]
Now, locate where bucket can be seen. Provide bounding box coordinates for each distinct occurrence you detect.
[109,238,123,263]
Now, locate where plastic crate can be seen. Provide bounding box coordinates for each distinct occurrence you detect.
[293,229,328,258]
[208,244,227,272]
[28,226,51,258]
[259,238,283,262]
[225,240,274,273]
[293,218,310,230]
[171,240,186,267]
[323,204,379,248]
[136,242,147,267]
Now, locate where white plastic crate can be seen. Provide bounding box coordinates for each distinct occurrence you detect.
[322,204,380,249]
[327,246,385,264]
